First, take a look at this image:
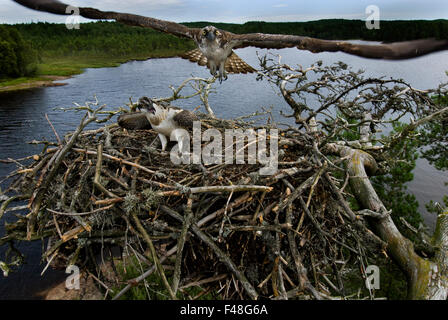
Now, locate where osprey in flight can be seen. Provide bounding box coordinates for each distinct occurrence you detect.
[118,97,198,153]
[13,0,448,82]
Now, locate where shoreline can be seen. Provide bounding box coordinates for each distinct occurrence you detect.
[0,75,71,93]
[0,54,181,94]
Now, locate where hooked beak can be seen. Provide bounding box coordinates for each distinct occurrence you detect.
[206,31,215,42]
[137,97,156,114]
[140,105,156,114]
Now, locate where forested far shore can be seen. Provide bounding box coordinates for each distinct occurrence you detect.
[13,21,195,58]
[1,19,447,84]
[0,25,38,79]
[185,19,448,42]
[0,21,196,82]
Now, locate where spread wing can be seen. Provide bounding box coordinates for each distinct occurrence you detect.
[172,110,198,129]
[181,49,208,67]
[181,48,255,74]
[225,52,256,74]
[118,112,151,130]
[231,34,448,60]
[13,0,200,39]
[14,0,448,60]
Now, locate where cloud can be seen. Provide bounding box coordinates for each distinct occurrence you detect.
[242,12,365,23]
[94,0,183,11]
[2,0,186,23]
[3,0,448,24]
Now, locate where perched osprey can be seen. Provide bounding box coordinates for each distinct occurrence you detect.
[14,0,448,82]
[118,97,198,153]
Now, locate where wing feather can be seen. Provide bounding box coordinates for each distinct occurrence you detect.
[181,49,255,74]
[118,112,151,130]
[180,49,208,67]
[13,0,199,39]
[172,110,199,129]
[225,51,256,74]
[232,34,448,60]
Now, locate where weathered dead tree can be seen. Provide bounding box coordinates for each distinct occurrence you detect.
[257,53,448,299]
[0,58,447,300]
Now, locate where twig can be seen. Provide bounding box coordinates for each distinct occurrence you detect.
[160,205,259,300]
[172,196,194,295]
[45,113,61,145]
[46,204,115,217]
[131,211,177,300]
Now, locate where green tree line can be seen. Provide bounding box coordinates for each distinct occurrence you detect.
[1,19,447,80]
[13,21,195,58]
[185,19,448,41]
[0,25,38,79]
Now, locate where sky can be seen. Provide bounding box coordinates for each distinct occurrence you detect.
[1,0,448,24]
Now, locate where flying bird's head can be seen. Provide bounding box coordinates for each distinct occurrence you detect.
[137,96,157,115]
[200,26,222,44]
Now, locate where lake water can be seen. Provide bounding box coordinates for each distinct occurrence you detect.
[0,46,448,299]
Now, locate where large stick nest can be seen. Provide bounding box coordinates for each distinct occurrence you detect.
[0,104,386,300]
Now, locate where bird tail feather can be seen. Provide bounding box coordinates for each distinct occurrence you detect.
[180,49,256,74]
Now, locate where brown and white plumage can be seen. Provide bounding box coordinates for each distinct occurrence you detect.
[117,112,152,130]
[182,49,256,75]
[118,97,198,152]
[14,0,448,82]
